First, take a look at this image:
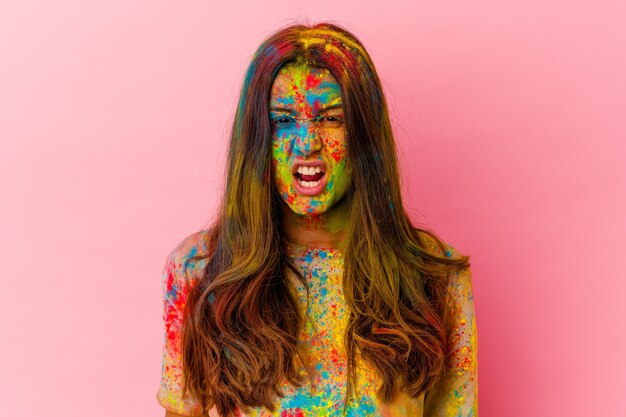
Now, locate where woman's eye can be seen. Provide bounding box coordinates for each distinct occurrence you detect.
[320,115,343,127]
[272,117,293,127]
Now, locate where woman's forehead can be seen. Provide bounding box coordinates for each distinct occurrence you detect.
[269,63,342,110]
[271,63,341,97]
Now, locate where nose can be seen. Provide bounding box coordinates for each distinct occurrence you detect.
[292,120,322,156]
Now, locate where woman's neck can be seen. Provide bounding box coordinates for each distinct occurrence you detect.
[281,196,351,250]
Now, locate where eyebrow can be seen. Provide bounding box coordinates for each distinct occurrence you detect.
[269,103,343,114]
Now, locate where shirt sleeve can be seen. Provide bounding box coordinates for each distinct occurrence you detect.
[423,244,479,417]
[156,251,204,416]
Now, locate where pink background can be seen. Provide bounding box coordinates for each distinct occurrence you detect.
[1,1,624,416]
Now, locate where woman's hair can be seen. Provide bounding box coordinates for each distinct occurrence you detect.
[180,22,470,417]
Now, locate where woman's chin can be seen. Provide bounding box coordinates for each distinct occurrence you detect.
[288,202,329,217]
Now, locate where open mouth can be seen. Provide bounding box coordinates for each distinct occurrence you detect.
[294,166,325,188]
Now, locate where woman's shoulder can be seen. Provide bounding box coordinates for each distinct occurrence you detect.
[164,229,212,284]
[416,228,464,259]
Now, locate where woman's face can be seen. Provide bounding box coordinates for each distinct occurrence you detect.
[269,62,352,216]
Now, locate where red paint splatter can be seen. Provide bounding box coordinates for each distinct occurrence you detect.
[164,264,191,356]
[306,73,322,89]
[310,99,322,115]
[165,265,175,293]
[281,408,305,417]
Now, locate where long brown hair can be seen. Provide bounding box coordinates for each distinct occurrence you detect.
[181,22,470,417]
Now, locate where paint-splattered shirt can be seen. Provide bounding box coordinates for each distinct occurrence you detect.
[156,230,478,416]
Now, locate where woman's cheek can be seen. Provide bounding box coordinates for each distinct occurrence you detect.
[321,131,347,163]
[271,138,290,189]
[323,136,350,190]
[333,160,350,188]
[273,164,290,192]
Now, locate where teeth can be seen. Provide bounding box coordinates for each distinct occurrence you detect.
[297,178,320,188]
[296,165,324,175]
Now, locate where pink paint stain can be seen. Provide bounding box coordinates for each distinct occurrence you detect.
[164,263,191,355]
[306,73,322,89]
[281,408,305,417]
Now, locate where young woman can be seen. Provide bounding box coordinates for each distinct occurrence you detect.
[157,23,478,417]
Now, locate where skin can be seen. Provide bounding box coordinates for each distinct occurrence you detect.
[269,62,352,250]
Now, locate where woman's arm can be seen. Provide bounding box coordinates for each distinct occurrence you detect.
[423,258,479,416]
[157,233,211,417]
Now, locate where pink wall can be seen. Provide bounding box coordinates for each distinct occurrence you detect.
[1,1,624,416]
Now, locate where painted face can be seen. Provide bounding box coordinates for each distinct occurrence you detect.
[269,62,352,216]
